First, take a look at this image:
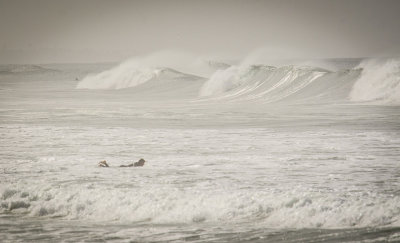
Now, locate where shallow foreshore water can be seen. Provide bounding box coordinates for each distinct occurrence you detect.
[1,214,400,242]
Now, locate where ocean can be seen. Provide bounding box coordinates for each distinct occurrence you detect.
[1,57,400,242]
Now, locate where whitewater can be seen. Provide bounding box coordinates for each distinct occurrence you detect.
[1,54,400,242]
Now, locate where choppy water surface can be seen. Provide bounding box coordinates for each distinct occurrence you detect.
[1,61,400,242]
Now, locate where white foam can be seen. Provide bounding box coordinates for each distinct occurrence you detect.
[199,65,251,97]
[349,58,400,104]
[1,185,399,228]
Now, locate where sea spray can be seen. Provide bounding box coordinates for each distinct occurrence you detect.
[76,50,228,90]
[349,58,400,104]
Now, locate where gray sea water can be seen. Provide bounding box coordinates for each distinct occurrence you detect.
[1,61,400,242]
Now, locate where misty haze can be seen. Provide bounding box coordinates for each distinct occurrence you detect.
[1,0,400,242]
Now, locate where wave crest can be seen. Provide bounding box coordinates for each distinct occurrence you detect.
[77,65,160,90]
[76,51,229,90]
[199,65,329,103]
[349,58,400,104]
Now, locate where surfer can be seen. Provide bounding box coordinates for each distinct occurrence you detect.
[98,159,146,167]
[98,160,109,167]
[120,158,146,167]
[134,158,146,167]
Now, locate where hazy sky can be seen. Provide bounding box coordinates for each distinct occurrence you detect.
[0,0,399,64]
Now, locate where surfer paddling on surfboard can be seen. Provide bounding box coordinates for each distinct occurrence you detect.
[98,159,146,167]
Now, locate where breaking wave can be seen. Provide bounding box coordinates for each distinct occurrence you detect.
[199,65,329,102]
[349,58,400,104]
[76,65,202,90]
[75,51,400,105]
[76,50,227,90]
[1,185,399,228]
[199,58,400,105]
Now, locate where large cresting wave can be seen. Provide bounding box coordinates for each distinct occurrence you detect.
[199,65,331,103]
[76,51,400,105]
[349,58,400,104]
[76,50,224,90]
[199,58,400,105]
